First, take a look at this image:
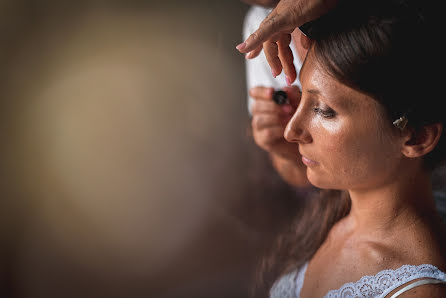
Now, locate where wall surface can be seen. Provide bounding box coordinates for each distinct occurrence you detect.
[0,1,301,297]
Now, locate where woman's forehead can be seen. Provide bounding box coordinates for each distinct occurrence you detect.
[300,52,382,113]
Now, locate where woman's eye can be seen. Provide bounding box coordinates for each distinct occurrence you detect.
[313,107,336,118]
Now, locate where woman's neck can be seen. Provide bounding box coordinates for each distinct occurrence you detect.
[344,168,436,237]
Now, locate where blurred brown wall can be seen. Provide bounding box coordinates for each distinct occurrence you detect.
[0,1,301,298]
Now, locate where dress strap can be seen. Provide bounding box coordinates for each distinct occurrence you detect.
[389,278,446,298]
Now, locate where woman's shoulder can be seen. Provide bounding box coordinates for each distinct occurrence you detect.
[332,216,446,292]
[383,216,446,272]
[413,213,446,267]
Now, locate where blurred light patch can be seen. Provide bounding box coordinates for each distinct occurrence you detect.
[2,2,254,297]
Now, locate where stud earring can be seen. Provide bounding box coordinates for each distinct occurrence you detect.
[393,116,408,130]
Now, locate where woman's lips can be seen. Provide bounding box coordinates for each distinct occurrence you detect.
[301,155,318,167]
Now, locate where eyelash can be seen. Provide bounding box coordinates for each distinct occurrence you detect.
[313,106,336,118]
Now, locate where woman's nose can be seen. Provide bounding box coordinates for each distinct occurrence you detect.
[284,108,312,144]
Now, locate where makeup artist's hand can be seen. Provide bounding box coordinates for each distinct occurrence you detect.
[240,0,279,8]
[250,85,300,161]
[237,0,338,84]
[250,85,310,187]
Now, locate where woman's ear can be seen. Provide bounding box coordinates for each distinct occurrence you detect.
[401,123,443,158]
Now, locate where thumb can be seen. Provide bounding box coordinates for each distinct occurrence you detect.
[283,86,301,110]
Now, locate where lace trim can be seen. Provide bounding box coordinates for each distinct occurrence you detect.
[324,264,446,298]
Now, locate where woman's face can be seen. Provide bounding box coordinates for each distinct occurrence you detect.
[285,51,404,191]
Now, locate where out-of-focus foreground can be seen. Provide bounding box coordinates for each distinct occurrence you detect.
[0,1,300,297]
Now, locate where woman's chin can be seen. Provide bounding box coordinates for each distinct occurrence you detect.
[307,173,333,190]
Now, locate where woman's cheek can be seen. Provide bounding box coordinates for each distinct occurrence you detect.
[319,119,343,134]
[312,118,345,152]
[317,120,358,171]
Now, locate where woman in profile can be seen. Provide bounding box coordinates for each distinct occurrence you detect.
[252,1,446,297]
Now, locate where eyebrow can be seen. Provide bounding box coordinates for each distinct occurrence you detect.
[305,88,356,110]
[306,88,328,101]
[307,89,320,95]
[305,88,329,102]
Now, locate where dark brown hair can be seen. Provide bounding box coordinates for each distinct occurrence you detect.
[251,190,351,298]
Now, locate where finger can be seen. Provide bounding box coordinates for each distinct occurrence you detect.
[236,10,289,53]
[249,86,274,100]
[277,33,297,85]
[245,45,263,59]
[252,114,286,131]
[283,86,302,109]
[251,101,283,114]
[251,101,294,116]
[263,39,282,77]
[251,114,293,130]
[254,126,287,147]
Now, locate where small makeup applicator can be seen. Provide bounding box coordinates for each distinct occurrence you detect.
[272,90,289,105]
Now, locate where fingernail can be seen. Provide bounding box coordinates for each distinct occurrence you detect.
[286,76,292,86]
[267,88,274,97]
[236,42,246,51]
[245,52,252,59]
[282,104,293,114]
[271,69,277,78]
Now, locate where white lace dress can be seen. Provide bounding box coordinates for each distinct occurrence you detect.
[270,263,446,298]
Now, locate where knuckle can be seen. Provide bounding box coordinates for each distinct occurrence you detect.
[250,31,260,44]
[256,137,271,151]
[280,34,292,45]
[251,117,258,130]
[253,131,267,147]
[289,4,304,26]
[263,129,278,141]
[252,116,262,130]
